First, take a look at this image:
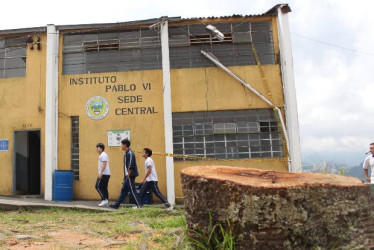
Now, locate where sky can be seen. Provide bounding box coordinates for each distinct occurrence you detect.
[1,0,373,166]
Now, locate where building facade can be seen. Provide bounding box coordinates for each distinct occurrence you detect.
[0,4,300,203]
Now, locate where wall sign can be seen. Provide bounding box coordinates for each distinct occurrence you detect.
[0,139,9,152]
[85,96,109,120]
[71,75,159,117]
[107,130,130,147]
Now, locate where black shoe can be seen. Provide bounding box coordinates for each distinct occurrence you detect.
[109,204,119,209]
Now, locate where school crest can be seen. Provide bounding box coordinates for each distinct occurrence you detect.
[85,96,109,120]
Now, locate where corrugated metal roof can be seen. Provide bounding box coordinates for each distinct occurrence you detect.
[181,14,267,20]
[178,4,291,20]
[0,4,290,35]
[56,17,181,32]
[0,27,46,36]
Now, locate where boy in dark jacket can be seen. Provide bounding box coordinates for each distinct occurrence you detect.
[110,139,141,209]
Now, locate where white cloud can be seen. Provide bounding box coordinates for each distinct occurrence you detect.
[289,0,374,163]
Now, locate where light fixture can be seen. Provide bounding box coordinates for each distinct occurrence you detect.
[205,25,224,41]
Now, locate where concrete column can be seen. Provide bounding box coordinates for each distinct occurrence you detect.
[160,17,175,205]
[45,24,59,200]
[276,6,302,172]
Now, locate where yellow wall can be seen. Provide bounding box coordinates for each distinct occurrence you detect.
[58,70,166,200]
[170,65,288,201]
[0,34,47,195]
[57,63,287,201]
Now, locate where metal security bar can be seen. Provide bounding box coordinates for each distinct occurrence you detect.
[71,116,79,180]
[172,110,283,160]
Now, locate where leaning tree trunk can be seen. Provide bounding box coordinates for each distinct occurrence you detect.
[181,166,370,249]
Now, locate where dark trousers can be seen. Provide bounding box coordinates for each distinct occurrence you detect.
[139,181,170,207]
[114,176,141,207]
[95,175,110,200]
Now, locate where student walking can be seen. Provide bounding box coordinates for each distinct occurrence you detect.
[110,139,142,209]
[139,148,173,210]
[95,143,110,207]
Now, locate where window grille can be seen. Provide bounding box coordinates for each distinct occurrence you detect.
[172,109,283,160]
[71,116,79,180]
[0,37,26,78]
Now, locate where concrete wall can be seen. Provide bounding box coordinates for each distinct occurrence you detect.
[57,63,287,201]
[0,34,47,195]
[58,70,166,200]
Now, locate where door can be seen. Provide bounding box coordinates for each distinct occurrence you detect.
[14,130,41,195]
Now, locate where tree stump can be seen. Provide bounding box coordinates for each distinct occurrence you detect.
[181,166,370,249]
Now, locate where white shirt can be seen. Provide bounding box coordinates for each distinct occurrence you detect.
[144,157,158,181]
[98,152,110,175]
[363,154,374,183]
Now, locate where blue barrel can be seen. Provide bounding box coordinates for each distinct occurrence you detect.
[53,170,74,201]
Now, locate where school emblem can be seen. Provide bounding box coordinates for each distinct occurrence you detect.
[85,96,109,120]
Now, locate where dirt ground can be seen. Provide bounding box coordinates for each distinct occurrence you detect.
[0,206,186,249]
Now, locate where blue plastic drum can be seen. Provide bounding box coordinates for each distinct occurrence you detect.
[53,170,74,201]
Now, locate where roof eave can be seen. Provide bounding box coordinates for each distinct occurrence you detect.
[56,17,182,32]
[0,26,46,36]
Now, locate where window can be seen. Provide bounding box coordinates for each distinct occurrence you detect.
[83,39,119,52]
[190,33,232,45]
[63,29,161,74]
[169,21,275,69]
[172,109,283,160]
[0,37,26,78]
[71,116,79,180]
[213,123,236,134]
[63,21,275,74]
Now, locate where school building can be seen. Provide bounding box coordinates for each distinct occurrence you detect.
[0,4,300,204]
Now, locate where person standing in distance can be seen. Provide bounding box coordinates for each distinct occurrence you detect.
[110,139,142,209]
[95,143,110,207]
[363,142,374,184]
[138,148,173,210]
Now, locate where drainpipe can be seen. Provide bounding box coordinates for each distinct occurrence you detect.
[45,24,59,200]
[160,17,175,205]
[276,5,302,172]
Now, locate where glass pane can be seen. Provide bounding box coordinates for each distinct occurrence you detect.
[185,149,195,155]
[238,147,249,153]
[184,143,195,149]
[196,148,205,155]
[173,144,183,149]
[206,147,214,154]
[5,58,25,68]
[6,47,26,58]
[4,68,25,77]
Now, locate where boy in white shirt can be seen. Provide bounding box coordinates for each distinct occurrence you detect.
[95,143,111,207]
[138,148,173,210]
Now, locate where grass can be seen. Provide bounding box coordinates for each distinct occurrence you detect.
[0,206,187,249]
[186,214,236,250]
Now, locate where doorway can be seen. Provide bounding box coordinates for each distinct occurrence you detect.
[14,130,41,195]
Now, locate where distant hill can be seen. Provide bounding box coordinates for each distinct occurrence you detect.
[302,161,367,182]
[344,162,365,180]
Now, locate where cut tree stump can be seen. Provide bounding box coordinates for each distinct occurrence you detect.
[181,166,371,249]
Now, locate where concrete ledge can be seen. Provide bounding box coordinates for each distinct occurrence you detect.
[0,196,114,212]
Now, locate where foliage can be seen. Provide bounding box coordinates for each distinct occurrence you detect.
[185,213,236,250]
